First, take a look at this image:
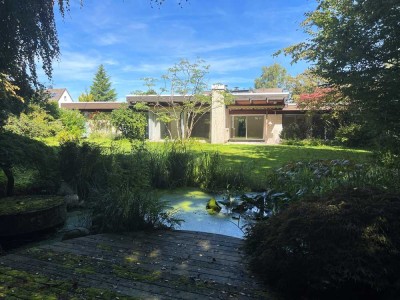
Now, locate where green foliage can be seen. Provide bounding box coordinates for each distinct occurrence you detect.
[58,141,180,232]
[93,186,178,232]
[280,0,400,153]
[78,89,95,102]
[110,105,147,140]
[254,63,291,90]
[89,112,112,136]
[0,0,72,92]
[245,187,400,299]
[334,123,372,147]
[0,132,59,196]
[58,109,86,141]
[90,65,117,102]
[59,142,105,200]
[0,73,24,126]
[264,160,400,215]
[5,104,63,138]
[134,59,227,140]
[280,122,307,140]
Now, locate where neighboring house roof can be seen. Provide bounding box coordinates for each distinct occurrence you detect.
[47,88,67,102]
[61,102,123,112]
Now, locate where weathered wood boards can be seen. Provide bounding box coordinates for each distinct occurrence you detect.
[0,230,270,299]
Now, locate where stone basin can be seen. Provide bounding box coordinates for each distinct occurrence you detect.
[0,196,66,237]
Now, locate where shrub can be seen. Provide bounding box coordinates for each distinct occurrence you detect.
[59,109,86,139]
[280,122,307,140]
[110,106,147,140]
[89,145,181,232]
[91,185,180,233]
[59,142,105,200]
[245,187,400,299]
[5,104,63,138]
[0,132,59,196]
[334,123,372,147]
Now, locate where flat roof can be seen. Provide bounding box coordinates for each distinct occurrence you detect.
[61,102,123,110]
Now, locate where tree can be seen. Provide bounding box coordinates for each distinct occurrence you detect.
[78,89,95,102]
[254,63,292,90]
[134,59,233,140]
[279,0,400,151]
[90,65,117,102]
[0,1,74,102]
[110,105,147,140]
[0,73,24,126]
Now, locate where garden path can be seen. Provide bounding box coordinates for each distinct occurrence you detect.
[0,230,269,299]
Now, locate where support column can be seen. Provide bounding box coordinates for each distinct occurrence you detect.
[266,113,283,144]
[148,111,161,141]
[210,84,227,144]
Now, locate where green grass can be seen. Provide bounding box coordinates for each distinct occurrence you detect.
[0,137,371,195]
[82,137,371,174]
[38,136,371,171]
[188,143,370,174]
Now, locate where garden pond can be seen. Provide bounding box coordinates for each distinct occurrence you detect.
[1,188,272,253]
[159,188,271,238]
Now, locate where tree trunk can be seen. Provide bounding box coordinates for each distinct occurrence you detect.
[2,167,14,197]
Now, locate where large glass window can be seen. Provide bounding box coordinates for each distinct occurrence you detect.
[231,115,264,140]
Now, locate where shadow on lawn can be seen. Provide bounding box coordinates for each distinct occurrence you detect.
[205,144,371,174]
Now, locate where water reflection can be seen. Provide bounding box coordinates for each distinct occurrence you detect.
[159,188,255,239]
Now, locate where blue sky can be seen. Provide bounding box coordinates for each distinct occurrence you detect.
[42,0,316,102]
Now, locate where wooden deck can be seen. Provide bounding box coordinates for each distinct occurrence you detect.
[0,230,269,299]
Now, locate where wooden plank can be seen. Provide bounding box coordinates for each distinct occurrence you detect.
[41,242,259,290]
[0,231,269,299]
[1,255,178,299]
[85,233,244,263]
[66,235,246,267]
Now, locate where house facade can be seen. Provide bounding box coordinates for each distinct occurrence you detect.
[127,84,295,144]
[48,88,73,107]
[61,84,309,144]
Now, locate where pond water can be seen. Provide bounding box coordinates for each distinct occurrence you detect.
[159,188,254,239]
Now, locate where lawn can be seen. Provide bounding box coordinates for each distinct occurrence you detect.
[1,137,371,194]
[87,137,371,173]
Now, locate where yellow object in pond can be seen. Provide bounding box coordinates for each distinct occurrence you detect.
[206,198,221,214]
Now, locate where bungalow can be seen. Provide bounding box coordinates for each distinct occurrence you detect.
[61,84,310,144]
[127,84,298,144]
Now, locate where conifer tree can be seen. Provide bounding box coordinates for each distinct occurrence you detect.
[90,65,117,102]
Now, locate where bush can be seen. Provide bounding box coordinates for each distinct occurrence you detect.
[59,142,105,200]
[280,122,307,140]
[59,109,86,140]
[91,185,180,233]
[110,106,147,140]
[245,187,400,299]
[5,104,63,138]
[334,123,372,147]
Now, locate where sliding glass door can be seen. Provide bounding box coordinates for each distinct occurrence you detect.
[230,115,264,140]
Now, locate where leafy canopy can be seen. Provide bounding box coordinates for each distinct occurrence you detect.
[90,65,117,102]
[134,59,233,140]
[279,0,400,150]
[254,63,291,90]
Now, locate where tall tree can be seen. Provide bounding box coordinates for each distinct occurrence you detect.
[279,0,400,151]
[254,63,291,90]
[90,65,117,102]
[0,0,74,123]
[134,59,233,140]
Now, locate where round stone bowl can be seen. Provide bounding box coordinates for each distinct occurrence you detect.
[0,195,66,237]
